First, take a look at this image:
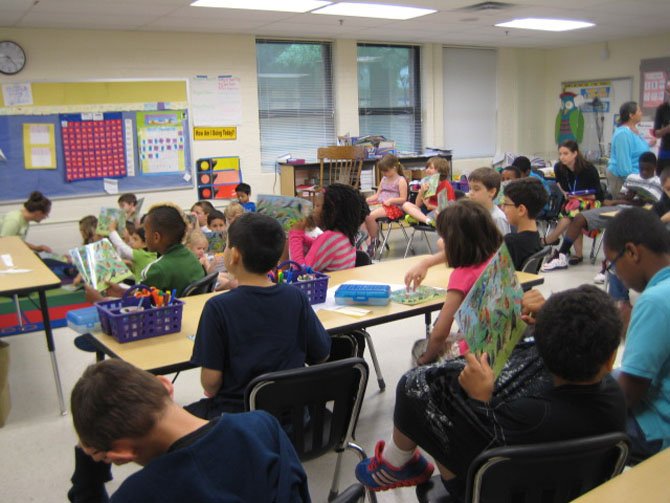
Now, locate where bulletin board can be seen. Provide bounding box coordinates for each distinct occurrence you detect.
[0,80,193,202]
[561,77,632,162]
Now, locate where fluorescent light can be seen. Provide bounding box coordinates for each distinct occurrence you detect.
[312,2,436,20]
[495,18,594,32]
[191,0,332,13]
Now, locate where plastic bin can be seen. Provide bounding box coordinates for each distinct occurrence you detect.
[66,306,101,334]
[335,284,391,306]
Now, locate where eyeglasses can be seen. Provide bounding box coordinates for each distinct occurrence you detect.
[606,249,626,274]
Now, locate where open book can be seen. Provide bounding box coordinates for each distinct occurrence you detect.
[420,173,440,198]
[96,207,126,237]
[257,194,313,231]
[69,238,133,291]
[454,244,527,377]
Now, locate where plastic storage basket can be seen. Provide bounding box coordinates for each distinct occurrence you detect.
[96,285,184,343]
[275,261,329,305]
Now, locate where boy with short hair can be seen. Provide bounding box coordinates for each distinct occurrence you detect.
[68,359,310,502]
[141,204,205,296]
[468,167,510,235]
[186,212,331,418]
[235,182,256,212]
[501,178,548,270]
[603,207,670,459]
[355,285,625,494]
[206,209,226,232]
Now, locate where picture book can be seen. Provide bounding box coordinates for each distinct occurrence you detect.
[626,185,660,204]
[96,207,126,237]
[69,238,133,291]
[421,173,440,198]
[256,194,313,231]
[204,231,226,254]
[390,285,446,306]
[454,245,527,377]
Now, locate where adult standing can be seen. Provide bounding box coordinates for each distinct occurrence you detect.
[0,191,52,252]
[607,101,650,198]
[653,83,670,172]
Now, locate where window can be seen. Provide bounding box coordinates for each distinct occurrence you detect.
[443,47,497,158]
[256,40,335,171]
[357,44,422,153]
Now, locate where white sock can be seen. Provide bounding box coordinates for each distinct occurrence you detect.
[382,439,415,467]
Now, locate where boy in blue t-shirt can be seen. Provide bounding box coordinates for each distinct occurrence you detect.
[235,182,256,212]
[604,207,670,459]
[186,212,331,418]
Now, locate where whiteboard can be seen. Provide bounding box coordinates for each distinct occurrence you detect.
[561,77,632,163]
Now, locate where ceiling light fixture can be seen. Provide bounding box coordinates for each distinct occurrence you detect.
[495,18,594,32]
[312,2,436,20]
[191,0,332,13]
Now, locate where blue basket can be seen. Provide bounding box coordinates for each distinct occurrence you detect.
[275,260,329,305]
[96,285,184,343]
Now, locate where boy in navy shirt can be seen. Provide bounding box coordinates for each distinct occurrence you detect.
[187,212,331,418]
[68,359,310,502]
[235,182,256,212]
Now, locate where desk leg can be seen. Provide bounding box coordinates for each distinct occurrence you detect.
[424,312,431,338]
[38,290,67,415]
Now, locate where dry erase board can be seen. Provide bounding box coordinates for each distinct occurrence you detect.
[0,80,193,203]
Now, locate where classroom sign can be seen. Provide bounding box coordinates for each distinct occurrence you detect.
[193,126,237,140]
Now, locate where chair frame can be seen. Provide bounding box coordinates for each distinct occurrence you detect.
[317,146,367,190]
[520,245,553,275]
[181,271,219,297]
[404,224,436,258]
[245,357,376,502]
[374,216,411,261]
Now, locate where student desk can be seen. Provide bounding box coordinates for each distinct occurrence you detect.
[572,448,670,502]
[83,255,543,375]
[0,236,65,414]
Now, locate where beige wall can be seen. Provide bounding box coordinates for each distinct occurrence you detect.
[0,26,667,252]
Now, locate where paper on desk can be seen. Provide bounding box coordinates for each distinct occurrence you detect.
[311,280,404,313]
[0,268,32,274]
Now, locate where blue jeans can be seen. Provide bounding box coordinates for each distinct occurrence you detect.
[607,271,629,302]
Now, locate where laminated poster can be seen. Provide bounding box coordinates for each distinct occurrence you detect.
[454,245,527,377]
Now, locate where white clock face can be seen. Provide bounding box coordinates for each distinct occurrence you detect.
[0,41,26,75]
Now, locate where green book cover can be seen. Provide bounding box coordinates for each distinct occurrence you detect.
[96,207,126,237]
[69,238,133,291]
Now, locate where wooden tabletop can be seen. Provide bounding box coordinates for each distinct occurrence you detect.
[0,236,61,295]
[572,448,670,502]
[87,255,543,373]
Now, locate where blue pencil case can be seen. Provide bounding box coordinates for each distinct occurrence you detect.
[67,306,101,334]
[335,284,391,306]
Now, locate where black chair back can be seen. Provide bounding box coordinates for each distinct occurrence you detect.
[520,245,553,274]
[466,433,630,503]
[245,357,368,461]
[540,181,565,221]
[181,271,218,297]
[328,333,360,362]
[355,250,372,267]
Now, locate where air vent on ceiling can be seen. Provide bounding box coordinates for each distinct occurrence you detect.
[461,2,514,11]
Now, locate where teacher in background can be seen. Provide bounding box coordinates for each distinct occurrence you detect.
[0,191,53,252]
[607,101,650,198]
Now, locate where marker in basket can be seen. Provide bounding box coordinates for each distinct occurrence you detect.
[170,288,177,305]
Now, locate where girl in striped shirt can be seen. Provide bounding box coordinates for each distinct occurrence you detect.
[288,183,369,272]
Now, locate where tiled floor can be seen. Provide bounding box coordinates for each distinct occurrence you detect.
[0,233,613,502]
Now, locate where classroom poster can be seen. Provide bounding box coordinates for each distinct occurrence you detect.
[60,112,127,181]
[189,75,242,126]
[454,245,527,377]
[136,111,186,174]
[22,123,56,169]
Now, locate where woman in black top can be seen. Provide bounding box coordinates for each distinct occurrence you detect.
[543,140,604,264]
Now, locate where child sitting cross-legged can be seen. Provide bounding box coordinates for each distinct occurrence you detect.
[501,177,548,270]
[186,212,331,419]
[355,285,626,496]
[108,220,157,284]
[289,183,369,271]
[67,359,310,502]
[402,156,455,227]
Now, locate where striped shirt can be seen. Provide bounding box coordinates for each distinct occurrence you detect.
[620,174,663,203]
[288,229,355,272]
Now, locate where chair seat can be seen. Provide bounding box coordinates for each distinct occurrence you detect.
[416,475,456,503]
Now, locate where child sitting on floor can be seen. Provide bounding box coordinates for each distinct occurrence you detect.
[224,202,245,228]
[501,178,548,270]
[402,157,455,227]
[355,285,625,496]
[186,212,331,418]
[288,183,368,271]
[117,193,140,225]
[235,183,256,212]
[108,220,157,284]
[191,201,215,232]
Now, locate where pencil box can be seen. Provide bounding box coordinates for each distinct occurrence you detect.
[334,284,391,306]
[67,306,101,334]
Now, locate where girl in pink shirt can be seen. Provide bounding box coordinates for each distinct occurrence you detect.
[288,184,369,272]
[414,199,502,365]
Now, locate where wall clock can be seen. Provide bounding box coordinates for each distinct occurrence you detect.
[0,41,26,75]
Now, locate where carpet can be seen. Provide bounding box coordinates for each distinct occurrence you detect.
[0,287,91,337]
